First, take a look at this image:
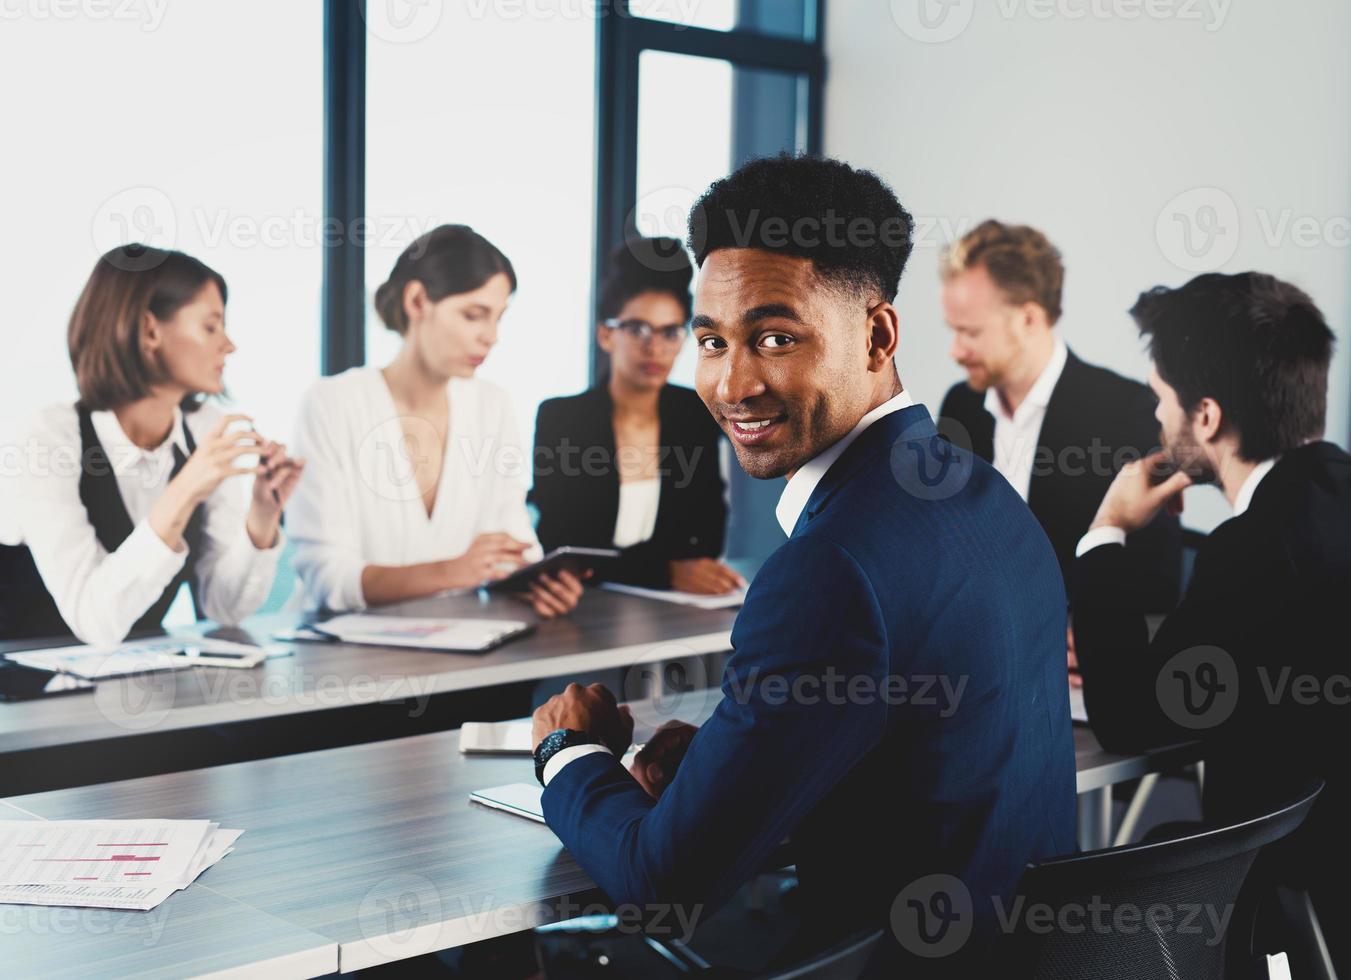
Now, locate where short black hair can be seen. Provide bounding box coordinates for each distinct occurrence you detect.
[598,236,693,321]
[689,154,914,302]
[1132,271,1335,462]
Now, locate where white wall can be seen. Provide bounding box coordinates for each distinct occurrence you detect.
[825,0,1351,530]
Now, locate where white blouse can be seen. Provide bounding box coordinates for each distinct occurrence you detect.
[10,402,283,647]
[613,478,661,548]
[288,367,542,612]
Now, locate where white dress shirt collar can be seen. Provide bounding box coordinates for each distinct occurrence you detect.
[983,335,1068,423]
[90,405,190,474]
[775,390,915,535]
[1232,456,1279,518]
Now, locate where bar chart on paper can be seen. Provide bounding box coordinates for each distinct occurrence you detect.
[0,820,213,886]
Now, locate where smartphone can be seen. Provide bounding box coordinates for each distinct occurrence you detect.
[0,660,95,702]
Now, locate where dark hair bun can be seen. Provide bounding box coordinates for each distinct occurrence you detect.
[598,236,694,321]
[375,224,517,334]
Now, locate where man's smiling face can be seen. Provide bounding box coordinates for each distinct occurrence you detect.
[693,249,880,480]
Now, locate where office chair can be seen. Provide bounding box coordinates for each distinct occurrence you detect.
[1012,780,1323,980]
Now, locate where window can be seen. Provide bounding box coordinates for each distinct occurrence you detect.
[0,3,322,443]
[364,4,596,450]
[598,2,825,562]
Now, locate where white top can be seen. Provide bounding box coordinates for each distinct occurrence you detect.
[612,478,661,548]
[983,336,1069,502]
[1075,455,1281,557]
[10,402,283,647]
[287,366,542,612]
[775,390,916,535]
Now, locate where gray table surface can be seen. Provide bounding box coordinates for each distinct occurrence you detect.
[0,803,338,980]
[1,694,1192,976]
[0,589,739,756]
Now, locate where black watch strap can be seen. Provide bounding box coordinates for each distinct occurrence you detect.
[534,729,602,786]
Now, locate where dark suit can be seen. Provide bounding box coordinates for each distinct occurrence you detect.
[542,404,1077,974]
[1072,442,1351,964]
[531,384,727,588]
[940,348,1182,610]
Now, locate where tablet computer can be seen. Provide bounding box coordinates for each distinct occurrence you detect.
[483,546,621,593]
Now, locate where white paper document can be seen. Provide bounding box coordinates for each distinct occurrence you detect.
[6,637,266,679]
[1069,685,1089,724]
[600,582,748,610]
[0,821,243,911]
[314,614,533,652]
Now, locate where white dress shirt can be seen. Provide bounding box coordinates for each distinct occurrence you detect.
[1075,455,1280,557]
[612,478,661,548]
[775,390,916,535]
[13,402,283,647]
[288,367,542,612]
[984,336,1068,503]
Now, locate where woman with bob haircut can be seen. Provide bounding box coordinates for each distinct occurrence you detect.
[0,245,302,645]
[288,224,583,618]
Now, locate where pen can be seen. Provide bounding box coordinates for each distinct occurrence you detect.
[251,425,282,505]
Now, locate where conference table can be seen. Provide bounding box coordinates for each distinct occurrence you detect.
[0,690,1198,978]
[0,588,741,790]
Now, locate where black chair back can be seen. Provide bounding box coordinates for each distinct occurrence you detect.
[1013,781,1323,979]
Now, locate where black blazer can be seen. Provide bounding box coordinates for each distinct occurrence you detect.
[939,348,1182,610]
[531,384,727,589]
[1071,441,1351,951]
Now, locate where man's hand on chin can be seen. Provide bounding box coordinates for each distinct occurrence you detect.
[1090,450,1193,535]
[532,682,635,757]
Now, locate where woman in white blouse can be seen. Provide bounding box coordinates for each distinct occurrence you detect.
[0,246,303,646]
[288,225,583,618]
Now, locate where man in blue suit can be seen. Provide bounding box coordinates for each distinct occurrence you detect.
[531,155,1077,974]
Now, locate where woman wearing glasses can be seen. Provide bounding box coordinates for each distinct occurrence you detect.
[532,237,741,594]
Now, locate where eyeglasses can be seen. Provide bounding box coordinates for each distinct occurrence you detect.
[603,318,689,344]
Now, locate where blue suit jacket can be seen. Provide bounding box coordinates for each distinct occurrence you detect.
[543,403,1077,971]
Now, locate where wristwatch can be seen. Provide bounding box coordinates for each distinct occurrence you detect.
[534,728,601,786]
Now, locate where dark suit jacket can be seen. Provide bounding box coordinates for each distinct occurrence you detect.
[940,349,1182,610]
[531,384,727,589]
[542,404,1078,975]
[1072,442,1351,957]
